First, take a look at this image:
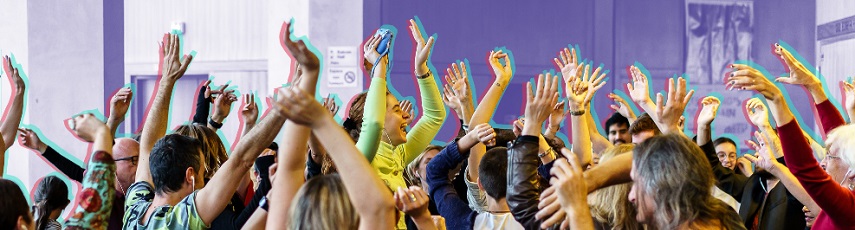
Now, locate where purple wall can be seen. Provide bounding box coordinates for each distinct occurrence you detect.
[364,0,816,144]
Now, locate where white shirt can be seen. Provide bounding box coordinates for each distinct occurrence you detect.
[473,212,524,230]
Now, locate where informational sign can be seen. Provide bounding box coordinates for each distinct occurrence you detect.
[327,46,360,88]
[328,67,359,88]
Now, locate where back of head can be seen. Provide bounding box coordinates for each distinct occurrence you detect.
[150,134,204,195]
[589,144,640,230]
[289,174,359,230]
[828,124,855,168]
[33,176,70,230]
[629,113,660,135]
[175,124,227,178]
[605,112,630,131]
[0,179,31,230]
[633,134,739,229]
[344,92,368,142]
[479,147,508,199]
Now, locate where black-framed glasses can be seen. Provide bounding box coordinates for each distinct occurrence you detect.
[115,156,139,166]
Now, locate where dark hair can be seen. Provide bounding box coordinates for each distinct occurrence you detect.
[33,176,70,230]
[629,113,660,136]
[492,128,517,148]
[632,134,743,229]
[604,112,630,132]
[344,92,368,142]
[267,142,279,152]
[479,147,508,199]
[713,137,736,148]
[175,124,227,179]
[0,179,31,229]
[150,134,204,195]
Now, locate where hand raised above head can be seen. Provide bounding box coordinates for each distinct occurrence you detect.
[17,128,45,152]
[651,77,695,134]
[525,73,560,126]
[554,47,580,84]
[773,43,821,89]
[110,87,133,120]
[727,64,781,101]
[159,33,193,82]
[70,113,108,143]
[275,87,327,128]
[241,93,259,124]
[2,56,24,91]
[696,96,721,126]
[409,19,435,76]
[281,20,320,72]
[488,50,513,82]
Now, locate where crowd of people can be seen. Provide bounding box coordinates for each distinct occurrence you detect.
[1,16,855,230]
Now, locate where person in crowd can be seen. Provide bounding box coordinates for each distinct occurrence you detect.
[627,113,659,144]
[714,137,755,177]
[0,178,33,230]
[728,43,855,228]
[31,175,70,230]
[265,20,400,229]
[586,144,643,230]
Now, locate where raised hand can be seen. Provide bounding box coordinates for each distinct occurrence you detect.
[160,33,194,82]
[652,77,695,134]
[547,101,567,133]
[488,50,513,82]
[523,74,560,136]
[554,47,582,83]
[363,33,385,66]
[745,98,771,128]
[3,56,24,92]
[744,130,783,172]
[18,128,46,152]
[241,93,259,125]
[204,80,230,102]
[443,62,472,110]
[400,100,414,125]
[109,87,133,121]
[466,123,497,147]
[281,20,320,72]
[697,96,721,126]
[566,66,590,109]
[409,19,436,76]
[212,88,237,124]
[322,96,340,116]
[843,78,855,121]
[608,92,636,121]
[627,65,652,105]
[70,113,109,143]
[512,118,524,137]
[774,43,821,89]
[274,87,327,128]
[727,64,782,101]
[581,65,608,107]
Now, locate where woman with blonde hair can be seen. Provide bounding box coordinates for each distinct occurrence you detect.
[587,144,642,230]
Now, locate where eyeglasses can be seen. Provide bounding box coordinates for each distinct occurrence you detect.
[115,156,139,166]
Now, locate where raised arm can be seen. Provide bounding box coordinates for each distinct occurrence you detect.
[566,64,607,167]
[19,127,84,182]
[402,19,446,164]
[774,45,846,133]
[627,65,658,116]
[647,77,695,135]
[1,56,24,152]
[507,74,559,230]
[64,113,115,229]
[355,33,387,161]
[442,61,474,130]
[466,51,513,181]
[240,93,259,136]
[209,87,237,131]
[608,92,637,124]
[136,33,194,184]
[267,20,325,228]
[695,96,720,146]
[844,79,855,123]
[106,87,133,136]
[281,86,397,229]
[743,130,820,214]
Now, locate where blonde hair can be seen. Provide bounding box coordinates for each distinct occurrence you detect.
[827,124,855,170]
[405,145,444,188]
[175,124,228,178]
[588,144,641,230]
[288,174,359,230]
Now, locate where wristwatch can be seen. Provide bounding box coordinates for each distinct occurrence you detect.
[416,70,432,79]
[259,195,269,211]
[569,109,586,116]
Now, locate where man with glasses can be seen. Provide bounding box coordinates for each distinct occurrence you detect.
[19,127,139,230]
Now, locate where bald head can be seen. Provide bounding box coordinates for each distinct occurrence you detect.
[114,138,139,159]
[113,138,139,195]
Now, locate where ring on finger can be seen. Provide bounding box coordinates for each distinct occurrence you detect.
[409,194,417,202]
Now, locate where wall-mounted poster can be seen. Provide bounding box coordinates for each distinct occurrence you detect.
[686,0,753,84]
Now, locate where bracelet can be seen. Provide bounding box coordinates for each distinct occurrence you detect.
[208,119,224,129]
[462,124,470,132]
[569,109,586,116]
[538,148,555,158]
[416,70,431,79]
